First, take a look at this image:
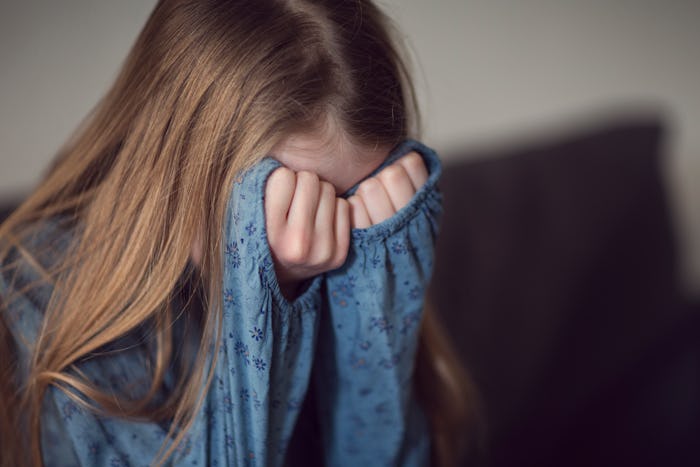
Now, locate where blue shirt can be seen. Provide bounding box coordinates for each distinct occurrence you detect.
[1,139,443,466]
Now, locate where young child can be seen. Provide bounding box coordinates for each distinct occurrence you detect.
[0,1,471,465]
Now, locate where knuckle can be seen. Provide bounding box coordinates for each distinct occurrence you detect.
[402,151,423,167]
[297,170,319,186]
[357,177,381,197]
[266,167,293,194]
[379,164,408,186]
[267,171,296,204]
[401,152,419,166]
[320,181,336,198]
[283,247,306,266]
[320,241,335,264]
[282,230,311,264]
[269,166,295,185]
[401,152,427,175]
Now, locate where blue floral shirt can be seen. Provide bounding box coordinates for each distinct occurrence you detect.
[0,140,442,466]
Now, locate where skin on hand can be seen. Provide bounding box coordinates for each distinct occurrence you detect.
[265,168,351,298]
[265,151,429,299]
[347,151,429,229]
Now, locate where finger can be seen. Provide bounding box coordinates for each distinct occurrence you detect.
[312,181,337,262]
[356,177,395,225]
[332,198,350,268]
[265,167,296,234]
[347,194,371,229]
[287,171,321,232]
[314,181,336,229]
[376,163,415,211]
[397,151,429,191]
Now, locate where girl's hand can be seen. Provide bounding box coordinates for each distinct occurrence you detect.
[347,151,429,229]
[264,152,429,299]
[265,168,351,299]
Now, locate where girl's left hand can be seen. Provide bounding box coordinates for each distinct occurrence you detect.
[347,151,429,229]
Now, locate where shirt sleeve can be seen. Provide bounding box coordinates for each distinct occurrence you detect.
[188,157,323,466]
[1,221,171,467]
[311,140,443,466]
[2,157,323,466]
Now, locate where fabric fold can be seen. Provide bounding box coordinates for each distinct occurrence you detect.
[313,139,442,466]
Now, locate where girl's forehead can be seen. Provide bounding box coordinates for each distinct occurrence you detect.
[270,131,389,194]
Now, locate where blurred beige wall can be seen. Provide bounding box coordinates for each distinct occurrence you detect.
[0,1,157,197]
[1,0,698,294]
[379,0,700,296]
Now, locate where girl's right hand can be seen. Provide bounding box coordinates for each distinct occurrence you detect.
[265,168,351,299]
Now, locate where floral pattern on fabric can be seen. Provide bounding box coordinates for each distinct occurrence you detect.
[313,140,441,466]
[0,139,441,466]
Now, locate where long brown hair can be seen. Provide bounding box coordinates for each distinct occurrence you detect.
[0,1,476,465]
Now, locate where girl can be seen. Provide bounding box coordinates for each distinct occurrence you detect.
[0,1,475,465]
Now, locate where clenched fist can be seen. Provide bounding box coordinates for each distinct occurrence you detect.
[347,151,428,228]
[265,169,351,299]
[264,151,429,299]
